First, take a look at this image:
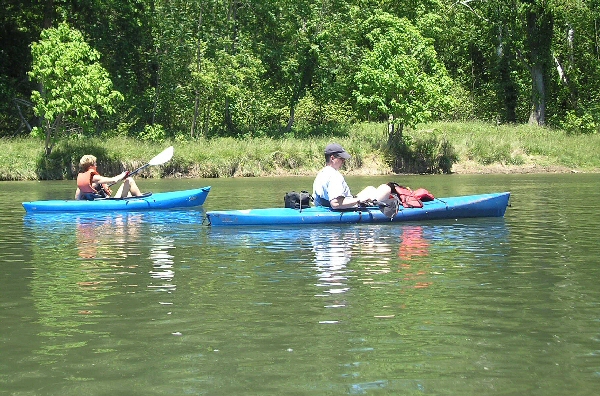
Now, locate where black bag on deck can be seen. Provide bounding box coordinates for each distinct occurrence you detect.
[284,191,313,209]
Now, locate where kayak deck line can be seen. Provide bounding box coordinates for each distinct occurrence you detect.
[91,192,154,200]
[206,192,510,227]
[22,186,211,213]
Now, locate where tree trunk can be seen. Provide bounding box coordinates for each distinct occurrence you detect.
[525,3,553,126]
[285,106,295,132]
[224,97,233,133]
[497,25,518,123]
[528,63,546,125]
[44,113,62,156]
[13,99,32,133]
[224,1,240,135]
[387,115,402,147]
[387,115,404,171]
[387,123,404,150]
[191,11,203,138]
[44,121,52,156]
[553,23,577,108]
[33,0,55,134]
[191,92,200,138]
[43,0,53,28]
[152,56,160,126]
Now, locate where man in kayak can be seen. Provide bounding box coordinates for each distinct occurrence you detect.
[75,154,144,200]
[313,143,391,209]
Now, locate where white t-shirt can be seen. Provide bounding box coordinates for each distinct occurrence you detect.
[313,165,352,206]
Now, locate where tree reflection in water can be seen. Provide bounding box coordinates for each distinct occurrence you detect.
[23,212,174,360]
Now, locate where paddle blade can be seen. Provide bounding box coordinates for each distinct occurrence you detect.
[148,146,174,166]
[124,146,174,180]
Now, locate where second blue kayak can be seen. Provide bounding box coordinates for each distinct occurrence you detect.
[206,192,510,226]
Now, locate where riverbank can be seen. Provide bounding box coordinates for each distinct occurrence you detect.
[1,121,598,181]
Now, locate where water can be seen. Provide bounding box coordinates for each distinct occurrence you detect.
[1,174,599,395]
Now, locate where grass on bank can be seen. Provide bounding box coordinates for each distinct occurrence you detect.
[418,121,600,171]
[1,121,599,181]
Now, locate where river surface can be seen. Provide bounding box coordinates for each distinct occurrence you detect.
[1,174,599,395]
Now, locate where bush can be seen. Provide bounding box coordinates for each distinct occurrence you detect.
[388,132,458,174]
[140,124,166,142]
[561,111,598,135]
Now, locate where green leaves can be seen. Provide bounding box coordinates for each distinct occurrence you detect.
[28,22,123,154]
[354,12,453,128]
[4,0,598,142]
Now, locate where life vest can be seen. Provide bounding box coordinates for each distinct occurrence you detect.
[388,182,434,208]
[77,168,112,197]
[413,188,435,202]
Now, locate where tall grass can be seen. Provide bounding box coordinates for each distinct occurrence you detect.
[1,121,599,181]
[171,132,391,177]
[412,121,600,170]
[0,138,42,180]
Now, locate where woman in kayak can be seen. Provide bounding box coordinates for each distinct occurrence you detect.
[313,143,391,209]
[75,154,144,200]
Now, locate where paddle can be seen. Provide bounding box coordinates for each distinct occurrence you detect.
[108,146,174,186]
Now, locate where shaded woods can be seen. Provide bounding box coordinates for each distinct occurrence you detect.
[2,1,600,172]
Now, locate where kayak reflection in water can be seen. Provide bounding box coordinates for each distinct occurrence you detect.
[311,230,352,297]
[76,214,142,259]
[74,154,144,200]
[398,226,430,261]
[397,226,432,289]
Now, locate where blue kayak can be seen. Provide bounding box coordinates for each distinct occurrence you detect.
[206,192,510,226]
[22,186,211,213]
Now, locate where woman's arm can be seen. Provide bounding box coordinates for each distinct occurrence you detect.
[91,171,128,185]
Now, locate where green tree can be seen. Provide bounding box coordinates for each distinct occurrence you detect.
[442,0,593,127]
[29,22,123,155]
[148,0,267,138]
[0,0,47,136]
[243,0,318,134]
[354,12,453,148]
[430,0,529,124]
[547,0,600,132]
[67,0,157,135]
[522,0,554,126]
[245,0,359,136]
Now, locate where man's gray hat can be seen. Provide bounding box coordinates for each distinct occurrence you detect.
[325,143,351,159]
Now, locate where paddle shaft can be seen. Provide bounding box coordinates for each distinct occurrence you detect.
[126,163,150,178]
[107,146,173,187]
[107,163,149,188]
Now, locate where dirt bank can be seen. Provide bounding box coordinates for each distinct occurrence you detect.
[450,161,580,175]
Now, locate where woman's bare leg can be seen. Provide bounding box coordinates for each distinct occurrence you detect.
[115,178,142,198]
[356,184,391,202]
[374,184,392,201]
